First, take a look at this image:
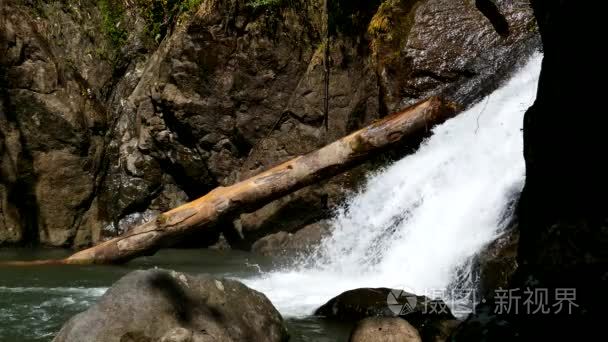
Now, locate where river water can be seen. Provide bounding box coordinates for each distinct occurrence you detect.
[0,54,541,341]
[0,248,352,341]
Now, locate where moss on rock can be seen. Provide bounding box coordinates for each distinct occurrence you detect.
[98,0,128,47]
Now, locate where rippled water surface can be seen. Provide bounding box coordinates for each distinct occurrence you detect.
[0,248,351,342]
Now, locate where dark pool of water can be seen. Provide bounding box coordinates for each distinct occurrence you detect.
[0,248,351,342]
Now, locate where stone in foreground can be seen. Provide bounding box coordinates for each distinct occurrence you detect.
[315,288,458,341]
[53,269,288,342]
[349,317,422,342]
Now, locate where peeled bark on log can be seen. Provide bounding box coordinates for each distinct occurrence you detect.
[4,97,458,265]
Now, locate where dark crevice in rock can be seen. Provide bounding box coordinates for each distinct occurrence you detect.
[7,169,39,245]
[345,98,369,133]
[99,45,149,104]
[172,222,223,249]
[65,145,114,247]
[156,158,216,200]
[157,102,198,149]
[230,129,253,159]
[89,109,127,223]
[328,0,384,36]
[286,109,325,127]
[0,79,40,246]
[149,102,220,199]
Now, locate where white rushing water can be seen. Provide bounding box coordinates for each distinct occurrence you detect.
[242,54,542,317]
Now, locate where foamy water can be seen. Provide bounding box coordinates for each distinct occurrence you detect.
[242,54,542,317]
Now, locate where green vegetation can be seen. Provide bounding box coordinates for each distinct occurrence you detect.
[98,0,128,47]
[247,0,285,9]
[367,0,420,61]
[135,0,204,42]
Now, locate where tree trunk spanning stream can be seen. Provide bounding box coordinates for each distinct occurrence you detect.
[3,98,457,265]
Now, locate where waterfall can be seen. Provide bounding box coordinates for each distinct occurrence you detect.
[242,54,542,317]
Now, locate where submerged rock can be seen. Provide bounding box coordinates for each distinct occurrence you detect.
[53,269,288,342]
[474,223,519,300]
[251,220,331,256]
[314,288,453,320]
[349,317,422,342]
[315,287,458,341]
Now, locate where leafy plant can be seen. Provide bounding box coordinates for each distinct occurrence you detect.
[248,0,285,9]
[136,0,204,42]
[98,0,128,47]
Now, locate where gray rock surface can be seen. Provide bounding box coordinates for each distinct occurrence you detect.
[349,317,422,342]
[53,269,288,342]
[251,220,331,256]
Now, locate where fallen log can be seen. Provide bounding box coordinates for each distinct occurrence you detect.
[4,97,458,265]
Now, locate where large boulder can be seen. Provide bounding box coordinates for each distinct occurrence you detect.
[315,288,458,341]
[53,269,289,342]
[349,317,422,342]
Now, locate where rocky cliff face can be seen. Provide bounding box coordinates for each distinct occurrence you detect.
[0,0,539,249]
[0,0,123,246]
[511,0,606,338]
